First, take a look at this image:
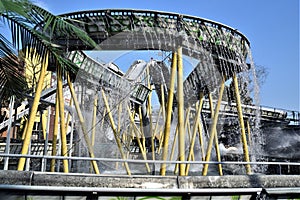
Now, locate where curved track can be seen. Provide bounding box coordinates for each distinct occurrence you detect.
[54,9,252,96]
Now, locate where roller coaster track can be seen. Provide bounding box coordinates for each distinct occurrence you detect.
[58,9,249,52]
[67,50,299,125]
[53,9,250,84]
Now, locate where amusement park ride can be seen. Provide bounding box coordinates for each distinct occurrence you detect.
[0,9,299,199]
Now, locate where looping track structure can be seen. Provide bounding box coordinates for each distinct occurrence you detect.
[59,9,249,52]
[55,9,251,96]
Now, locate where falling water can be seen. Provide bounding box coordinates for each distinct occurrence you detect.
[67,10,284,175]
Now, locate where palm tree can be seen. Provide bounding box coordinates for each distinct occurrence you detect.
[0,0,98,172]
[0,0,97,97]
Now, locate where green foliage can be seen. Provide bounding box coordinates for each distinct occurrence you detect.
[0,0,97,99]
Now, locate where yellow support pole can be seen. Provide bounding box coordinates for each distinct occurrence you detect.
[42,111,47,139]
[21,119,28,140]
[116,102,123,169]
[196,103,205,161]
[138,106,145,150]
[233,73,251,174]
[67,75,100,174]
[57,67,69,173]
[117,103,122,135]
[18,52,49,171]
[153,106,162,142]
[208,93,223,176]
[65,98,73,132]
[177,47,185,176]
[185,93,204,175]
[90,94,98,172]
[146,66,155,161]
[202,78,225,176]
[101,89,131,175]
[91,94,98,149]
[174,105,190,174]
[169,124,178,162]
[101,108,106,130]
[160,84,166,121]
[160,51,177,175]
[50,96,59,172]
[127,106,151,173]
[246,120,252,146]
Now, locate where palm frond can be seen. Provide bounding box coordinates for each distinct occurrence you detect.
[0,0,96,75]
[0,33,27,100]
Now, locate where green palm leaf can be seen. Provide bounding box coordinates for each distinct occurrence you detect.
[0,0,97,99]
[0,33,27,100]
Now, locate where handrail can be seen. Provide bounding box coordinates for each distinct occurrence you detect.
[0,153,300,166]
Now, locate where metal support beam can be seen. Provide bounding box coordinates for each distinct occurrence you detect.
[101,89,131,175]
[67,75,100,174]
[177,47,185,176]
[18,52,49,171]
[127,106,150,173]
[233,73,251,174]
[50,96,59,172]
[202,78,225,176]
[208,93,223,176]
[57,67,69,173]
[160,51,177,175]
[185,93,204,175]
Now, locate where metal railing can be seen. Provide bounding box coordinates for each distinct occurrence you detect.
[0,143,299,175]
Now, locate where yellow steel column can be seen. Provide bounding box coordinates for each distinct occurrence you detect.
[196,103,205,161]
[160,51,177,175]
[146,66,155,161]
[18,52,49,171]
[177,47,185,176]
[233,73,251,174]
[67,75,100,174]
[208,93,223,176]
[90,94,98,172]
[42,111,47,139]
[160,84,166,121]
[202,78,225,176]
[138,106,145,149]
[57,67,69,172]
[127,106,150,172]
[50,96,59,172]
[246,120,252,146]
[174,105,190,174]
[91,94,98,149]
[185,93,204,175]
[65,98,73,131]
[101,89,131,175]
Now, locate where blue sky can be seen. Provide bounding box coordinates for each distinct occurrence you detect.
[35,0,299,111]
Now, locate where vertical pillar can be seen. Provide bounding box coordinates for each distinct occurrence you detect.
[57,67,69,173]
[18,52,49,171]
[177,47,185,176]
[146,65,155,161]
[160,51,177,175]
[246,120,252,146]
[41,106,51,172]
[208,93,223,176]
[202,78,225,176]
[101,89,131,175]
[185,93,204,175]
[50,96,59,172]
[91,94,98,149]
[127,106,150,172]
[233,73,251,174]
[67,75,100,174]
